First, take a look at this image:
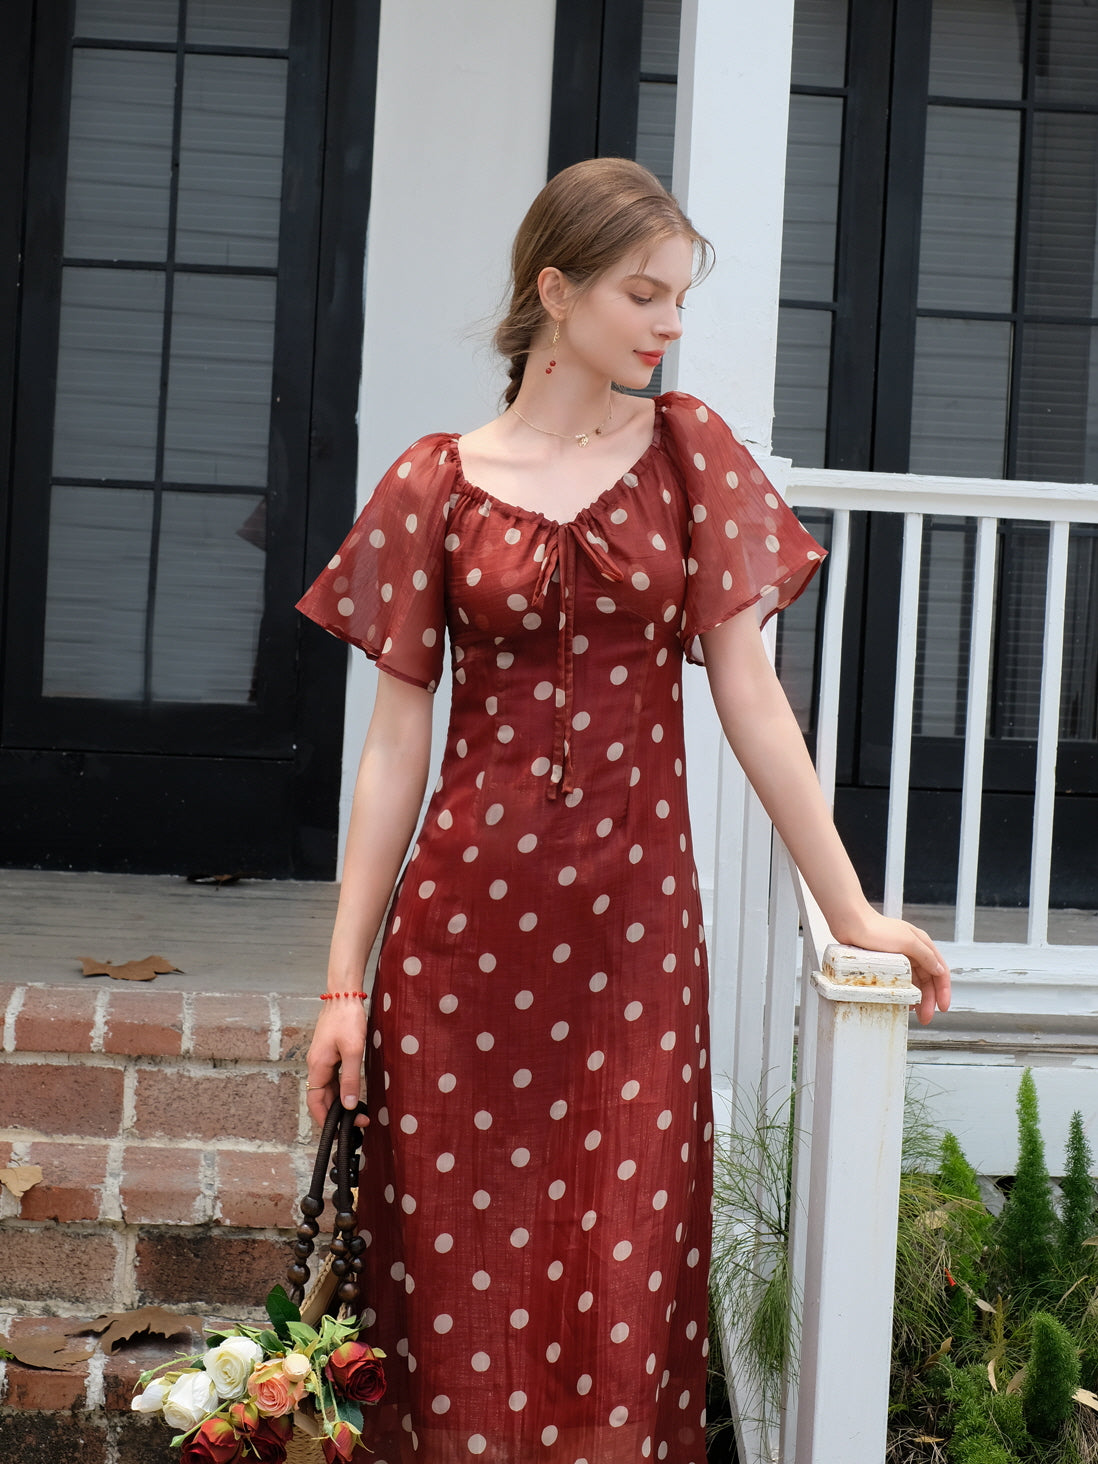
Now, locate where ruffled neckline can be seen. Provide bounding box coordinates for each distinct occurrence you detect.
[447,392,671,529]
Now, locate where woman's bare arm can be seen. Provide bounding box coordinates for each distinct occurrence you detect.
[305,671,435,1124]
[699,610,951,1024]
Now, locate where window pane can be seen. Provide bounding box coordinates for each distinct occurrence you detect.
[163,272,276,485]
[42,486,153,699]
[186,0,291,49]
[74,0,178,42]
[1062,527,1098,741]
[791,0,848,87]
[918,106,1019,312]
[1015,323,1098,482]
[64,50,175,262]
[641,0,680,73]
[990,523,1048,739]
[1034,0,1098,104]
[781,94,843,301]
[175,55,288,268]
[53,267,164,480]
[151,492,266,703]
[929,0,1023,98]
[915,517,974,736]
[774,307,832,467]
[1025,112,1098,318]
[910,318,1012,476]
[636,82,677,191]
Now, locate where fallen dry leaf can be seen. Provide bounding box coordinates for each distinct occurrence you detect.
[0,1164,43,1198]
[1076,1387,1098,1412]
[66,1305,203,1352]
[1007,1366,1026,1395]
[988,1358,997,1393]
[914,1438,945,1445]
[1,1328,95,1372]
[80,955,182,982]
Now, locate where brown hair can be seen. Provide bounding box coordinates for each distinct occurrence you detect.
[495,158,713,407]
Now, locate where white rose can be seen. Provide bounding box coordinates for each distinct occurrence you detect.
[162,1370,220,1431]
[203,1335,264,1400]
[131,1378,168,1414]
[282,1351,312,1381]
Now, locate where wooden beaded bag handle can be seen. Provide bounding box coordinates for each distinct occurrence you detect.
[287,1098,368,1325]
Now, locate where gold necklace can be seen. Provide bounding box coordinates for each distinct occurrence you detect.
[510,396,614,449]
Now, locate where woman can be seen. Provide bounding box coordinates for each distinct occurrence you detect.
[298,158,950,1464]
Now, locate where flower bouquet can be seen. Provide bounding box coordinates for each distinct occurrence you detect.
[132,1283,385,1462]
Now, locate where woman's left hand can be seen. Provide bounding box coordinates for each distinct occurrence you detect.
[830,910,951,1026]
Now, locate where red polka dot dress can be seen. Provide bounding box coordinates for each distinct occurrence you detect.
[297,392,823,1464]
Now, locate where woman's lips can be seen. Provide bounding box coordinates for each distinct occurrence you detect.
[635,351,664,366]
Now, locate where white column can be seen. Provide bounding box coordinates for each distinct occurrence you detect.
[670,0,796,450]
[671,0,797,1093]
[336,0,557,867]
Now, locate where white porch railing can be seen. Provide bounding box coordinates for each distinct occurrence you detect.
[711,469,1098,1463]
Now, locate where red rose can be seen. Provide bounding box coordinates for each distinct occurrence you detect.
[181,1416,244,1464]
[225,1406,293,1464]
[324,1342,386,1405]
[322,1421,360,1462]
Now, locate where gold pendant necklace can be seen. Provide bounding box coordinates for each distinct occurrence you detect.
[511,396,614,448]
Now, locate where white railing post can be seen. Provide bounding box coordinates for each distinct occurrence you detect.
[790,945,917,1463]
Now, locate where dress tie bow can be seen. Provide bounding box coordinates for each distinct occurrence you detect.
[532,522,625,799]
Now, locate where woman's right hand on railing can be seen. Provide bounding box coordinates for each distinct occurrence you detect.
[305,999,369,1129]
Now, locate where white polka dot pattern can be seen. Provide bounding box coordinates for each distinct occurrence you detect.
[294,391,825,1461]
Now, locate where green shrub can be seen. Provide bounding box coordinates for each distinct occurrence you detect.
[947,1363,1020,1463]
[1021,1311,1081,1439]
[995,1071,1058,1300]
[1059,1112,1098,1263]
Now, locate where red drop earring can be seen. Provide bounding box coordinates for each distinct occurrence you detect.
[545,321,560,374]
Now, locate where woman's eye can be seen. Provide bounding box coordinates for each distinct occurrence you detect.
[631,295,653,306]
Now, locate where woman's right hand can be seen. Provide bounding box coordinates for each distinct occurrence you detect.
[305,1000,369,1129]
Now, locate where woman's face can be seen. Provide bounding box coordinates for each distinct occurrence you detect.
[560,233,694,391]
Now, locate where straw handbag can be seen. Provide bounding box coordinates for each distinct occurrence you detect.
[284,1099,368,1462]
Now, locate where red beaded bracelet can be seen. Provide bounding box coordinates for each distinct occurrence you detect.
[319,990,369,1001]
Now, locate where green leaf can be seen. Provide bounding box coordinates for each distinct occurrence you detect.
[256,1330,283,1353]
[265,1285,301,1339]
[286,1321,320,1348]
[0,1347,13,1362]
[334,1397,365,1432]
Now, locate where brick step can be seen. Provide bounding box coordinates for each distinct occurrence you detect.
[0,983,325,1316]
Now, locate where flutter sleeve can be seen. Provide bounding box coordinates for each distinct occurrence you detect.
[296,432,455,692]
[661,391,826,665]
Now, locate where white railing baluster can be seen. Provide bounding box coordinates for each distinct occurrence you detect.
[1027,519,1071,946]
[709,740,748,1089]
[815,508,850,810]
[762,836,800,1118]
[884,513,924,917]
[954,516,998,943]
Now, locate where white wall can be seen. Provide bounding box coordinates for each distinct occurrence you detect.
[336,0,557,863]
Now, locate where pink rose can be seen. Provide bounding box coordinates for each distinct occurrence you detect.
[324,1342,386,1405]
[246,1360,306,1418]
[180,1416,244,1464]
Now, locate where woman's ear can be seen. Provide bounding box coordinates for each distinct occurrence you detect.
[537,266,572,321]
